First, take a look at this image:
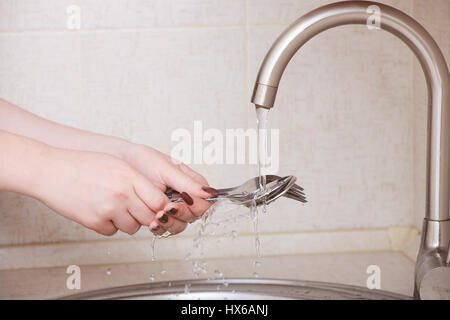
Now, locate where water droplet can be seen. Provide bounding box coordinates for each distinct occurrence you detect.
[253,272,259,278]
[253,261,261,268]
[184,284,191,294]
[161,270,166,275]
[168,282,172,287]
[149,274,155,281]
[231,230,238,238]
[107,248,111,255]
[224,282,229,287]
[106,268,111,276]
[184,253,191,261]
[216,285,221,291]
[214,269,223,278]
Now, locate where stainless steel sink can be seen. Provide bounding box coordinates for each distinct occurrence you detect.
[59,279,411,300]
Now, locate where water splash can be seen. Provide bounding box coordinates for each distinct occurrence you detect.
[151,235,157,261]
[250,199,261,258]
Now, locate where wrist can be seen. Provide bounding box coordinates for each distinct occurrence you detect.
[0,131,54,199]
[99,136,134,161]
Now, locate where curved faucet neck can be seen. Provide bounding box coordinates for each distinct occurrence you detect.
[251,0,450,222]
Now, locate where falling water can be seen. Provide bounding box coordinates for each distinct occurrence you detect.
[256,107,269,195]
[151,235,157,261]
[250,199,261,258]
[253,107,269,259]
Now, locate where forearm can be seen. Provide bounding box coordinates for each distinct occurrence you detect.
[0,98,132,159]
[0,130,50,198]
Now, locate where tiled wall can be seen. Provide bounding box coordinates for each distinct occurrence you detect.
[0,1,448,268]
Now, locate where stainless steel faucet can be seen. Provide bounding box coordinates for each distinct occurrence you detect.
[251,1,450,299]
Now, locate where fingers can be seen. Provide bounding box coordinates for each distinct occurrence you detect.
[160,162,212,199]
[151,181,167,192]
[149,223,165,236]
[127,195,156,226]
[179,191,212,218]
[95,220,118,236]
[150,210,187,235]
[112,210,141,235]
[178,163,208,185]
[163,202,197,223]
[133,174,171,213]
[163,163,216,217]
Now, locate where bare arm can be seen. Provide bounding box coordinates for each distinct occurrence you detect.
[0,130,48,197]
[0,99,215,236]
[0,98,131,159]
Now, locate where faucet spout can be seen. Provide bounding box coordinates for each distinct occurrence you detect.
[251,1,450,299]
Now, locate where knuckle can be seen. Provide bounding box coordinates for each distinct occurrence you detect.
[98,204,116,219]
[151,194,168,211]
[85,216,115,236]
[172,223,187,235]
[111,187,129,201]
[101,228,117,236]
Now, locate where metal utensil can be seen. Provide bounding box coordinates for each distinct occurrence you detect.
[165,175,306,207]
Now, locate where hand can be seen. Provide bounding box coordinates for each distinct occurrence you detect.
[35,147,175,236]
[122,144,217,235]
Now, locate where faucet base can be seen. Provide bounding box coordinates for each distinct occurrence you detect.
[414,219,450,299]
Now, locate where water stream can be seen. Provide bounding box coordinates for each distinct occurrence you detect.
[131,107,271,286]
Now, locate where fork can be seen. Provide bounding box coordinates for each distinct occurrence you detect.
[216,174,306,201]
[165,175,306,205]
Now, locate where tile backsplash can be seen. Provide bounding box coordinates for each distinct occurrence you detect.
[0,1,448,263]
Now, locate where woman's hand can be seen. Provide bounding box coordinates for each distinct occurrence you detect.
[35,147,177,236]
[121,144,217,235]
[0,100,217,236]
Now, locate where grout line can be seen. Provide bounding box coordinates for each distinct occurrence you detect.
[0,23,291,37]
[1,249,410,273]
[399,250,416,264]
[2,21,447,37]
[0,226,413,250]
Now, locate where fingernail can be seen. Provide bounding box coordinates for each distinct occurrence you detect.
[151,226,160,232]
[158,214,168,223]
[180,192,194,205]
[167,208,178,215]
[202,186,219,197]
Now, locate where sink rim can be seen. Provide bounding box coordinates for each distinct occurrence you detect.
[58,278,412,300]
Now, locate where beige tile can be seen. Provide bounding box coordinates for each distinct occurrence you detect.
[0,0,246,32]
[0,227,397,269]
[248,23,415,230]
[0,251,414,299]
[413,0,450,29]
[0,27,248,245]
